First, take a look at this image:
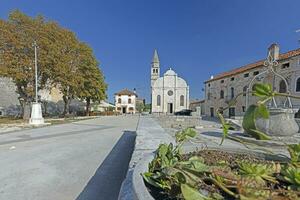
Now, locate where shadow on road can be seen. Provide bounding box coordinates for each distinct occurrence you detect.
[76,131,136,200]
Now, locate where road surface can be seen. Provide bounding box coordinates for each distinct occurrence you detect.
[0,115,139,200]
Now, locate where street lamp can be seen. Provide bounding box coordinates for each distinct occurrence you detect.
[29,41,44,125]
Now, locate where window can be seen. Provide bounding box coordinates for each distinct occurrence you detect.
[167,90,173,96]
[208,83,211,87]
[128,98,132,104]
[243,86,248,96]
[220,90,224,99]
[219,107,223,114]
[220,80,224,83]
[117,107,121,111]
[296,78,300,92]
[282,63,290,69]
[118,98,121,103]
[129,107,134,111]
[242,106,246,112]
[153,69,155,73]
[157,95,161,106]
[253,71,259,76]
[180,95,184,106]
[0,111,2,116]
[244,73,249,78]
[279,80,287,93]
[207,92,211,100]
[231,77,235,81]
[230,87,234,99]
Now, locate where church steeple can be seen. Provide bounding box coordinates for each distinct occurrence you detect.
[152,49,159,63]
[151,49,160,87]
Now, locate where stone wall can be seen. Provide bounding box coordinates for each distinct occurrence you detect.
[155,115,201,129]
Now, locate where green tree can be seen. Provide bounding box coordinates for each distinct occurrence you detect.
[76,42,107,116]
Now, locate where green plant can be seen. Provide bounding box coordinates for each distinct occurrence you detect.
[238,162,277,185]
[287,143,300,167]
[282,166,300,190]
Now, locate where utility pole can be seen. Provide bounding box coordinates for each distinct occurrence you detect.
[29,41,44,125]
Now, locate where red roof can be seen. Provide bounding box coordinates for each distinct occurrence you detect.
[205,48,300,83]
[114,89,137,96]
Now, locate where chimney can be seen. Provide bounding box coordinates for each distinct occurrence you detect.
[268,43,280,61]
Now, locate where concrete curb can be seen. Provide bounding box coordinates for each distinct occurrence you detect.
[118,116,174,200]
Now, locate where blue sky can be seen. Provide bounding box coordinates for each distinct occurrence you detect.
[1,0,300,102]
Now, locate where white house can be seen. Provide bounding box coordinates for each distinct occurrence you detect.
[150,50,189,114]
[114,89,137,114]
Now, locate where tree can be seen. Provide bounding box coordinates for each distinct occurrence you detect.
[76,43,107,116]
[0,10,107,118]
[0,10,56,118]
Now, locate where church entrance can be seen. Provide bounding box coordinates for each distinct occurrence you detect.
[167,103,173,114]
[122,107,127,114]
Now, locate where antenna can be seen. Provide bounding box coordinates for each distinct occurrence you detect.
[296,29,300,44]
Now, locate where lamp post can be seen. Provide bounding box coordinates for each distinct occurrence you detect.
[29,41,44,125]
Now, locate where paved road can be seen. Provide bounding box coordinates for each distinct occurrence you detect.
[0,115,139,200]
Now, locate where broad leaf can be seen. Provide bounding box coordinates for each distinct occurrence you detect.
[252,83,272,98]
[242,105,271,140]
[181,184,211,200]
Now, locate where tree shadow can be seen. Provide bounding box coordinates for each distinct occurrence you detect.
[76,131,136,200]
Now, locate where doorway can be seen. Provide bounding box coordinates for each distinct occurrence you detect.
[122,107,126,114]
[210,107,214,117]
[167,103,173,114]
[229,107,235,118]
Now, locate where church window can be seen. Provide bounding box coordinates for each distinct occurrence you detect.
[118,98,121,103]
[128,98,132,104]
[157,95,161,106]
[153,69,155,73]
[180,95,184,106]
[220,90,224,99]
[167,90,173,96]
[296,78,300,92]
[279,80,287,93]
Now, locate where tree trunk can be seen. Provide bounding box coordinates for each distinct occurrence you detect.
[62,95,71,117]
[85,97,91,116]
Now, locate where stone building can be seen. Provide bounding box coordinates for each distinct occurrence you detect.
[114,89,137,114]
[0,77,64,116]
[151,50,189,114]
[204,44,300,118]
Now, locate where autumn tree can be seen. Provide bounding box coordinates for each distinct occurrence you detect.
[0,10,107,118]
[0,10,55,118]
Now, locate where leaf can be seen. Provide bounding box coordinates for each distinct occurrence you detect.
[252,83,273,98]
[242,105,271,140]
[181,184,211,200]
[255,104,269,119]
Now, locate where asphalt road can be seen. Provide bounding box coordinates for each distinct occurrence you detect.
[0,115,139,200]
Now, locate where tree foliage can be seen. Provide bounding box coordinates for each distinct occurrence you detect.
[0,10,106,117]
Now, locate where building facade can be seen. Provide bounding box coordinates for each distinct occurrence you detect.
[114,89,137,114]
[151,50,189,114]
[204,44,300,118]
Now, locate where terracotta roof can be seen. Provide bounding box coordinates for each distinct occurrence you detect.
[114,89,137,96]
[205,48,300,83]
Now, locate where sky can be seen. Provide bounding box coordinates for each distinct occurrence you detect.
[1,0,300,103]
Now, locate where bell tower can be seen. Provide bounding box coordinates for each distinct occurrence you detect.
[151,49,160,87]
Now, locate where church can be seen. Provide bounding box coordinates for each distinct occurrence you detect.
[151,50,189,114]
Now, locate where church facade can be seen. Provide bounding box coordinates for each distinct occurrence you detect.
[151,50,189,114]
